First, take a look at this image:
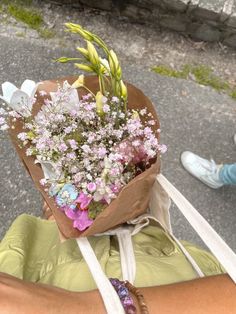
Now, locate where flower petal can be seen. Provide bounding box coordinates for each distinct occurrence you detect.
[37,160,61,180]
[20,79,37,97]
[9,90,31,114]
[1,82,18,104]
[73,210,93,231]
[66,88,80,110]
[50,81,80,111]
[65,207,80,220]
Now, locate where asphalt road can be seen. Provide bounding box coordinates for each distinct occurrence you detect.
[0,35,235,252]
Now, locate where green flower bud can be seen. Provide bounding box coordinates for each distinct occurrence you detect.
[87,41,99,65]
[109,50,119,75]
[75,63,94,72]
[56,57,80,63]
[77,47,89,59]
[116,65,122,80]
[65,23,93,41]
[95,91,104,116]
[120,80,127,100]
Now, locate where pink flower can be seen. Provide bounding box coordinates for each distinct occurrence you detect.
[111,96,119,103]
[76,192,92,209]
[103,104,110,113]
[132,145,147,163]
[39,90,47,96]
[58,143,67,152]
[17,132,28,141]
[64,126,73,134]
[159,144,167,154]
[66,152,76,160]
[82,94,92,100]
[110,168,120,176]
[30,97,37,105]
[44,98,52,106]
[110,184,120,194]
[87,182,97,192]
[40,178,47,186]
[84,103,94,111]
[97,147,107,158]
[73,210,93,231]
[81,144,91,154]
[74,172,82,183]
[68,139,78,150]
[148,120,155,126]
[9,110,21,118]
[64,207,81,220]
[0,117,5,125]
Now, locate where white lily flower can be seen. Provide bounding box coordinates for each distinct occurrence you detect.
[35,157,64,181]
[0,80,38,117]
[50,80,79,111]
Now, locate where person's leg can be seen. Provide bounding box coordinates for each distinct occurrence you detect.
[219,163,236,185]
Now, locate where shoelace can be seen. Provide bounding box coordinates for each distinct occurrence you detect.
[201,158,218,175]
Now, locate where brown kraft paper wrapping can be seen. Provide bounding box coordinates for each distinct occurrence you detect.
[9,76,161,239]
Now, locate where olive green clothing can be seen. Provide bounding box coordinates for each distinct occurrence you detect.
[0,214,224,291]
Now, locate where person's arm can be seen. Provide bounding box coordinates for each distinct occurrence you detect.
[0,272,235,314]
[142,274,236,314]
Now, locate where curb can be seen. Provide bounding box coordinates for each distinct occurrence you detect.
[47,0,236,48]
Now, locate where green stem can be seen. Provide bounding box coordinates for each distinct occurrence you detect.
[80,84,96,97]
[98,76,102,94]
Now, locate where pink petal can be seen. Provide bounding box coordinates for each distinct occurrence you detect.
[73,210,93,231]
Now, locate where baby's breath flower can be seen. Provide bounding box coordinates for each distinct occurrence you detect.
[0,124,9,130]
[0,117,6,125]
[17,132,28,141]
[39,90,47,96]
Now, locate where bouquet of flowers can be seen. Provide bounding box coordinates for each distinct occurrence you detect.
[0,24,166,238]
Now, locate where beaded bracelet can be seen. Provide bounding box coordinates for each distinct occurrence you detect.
[125,281,149,314]
[109,278,149,314]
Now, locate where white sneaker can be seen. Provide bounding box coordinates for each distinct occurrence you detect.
[181,151,224,189]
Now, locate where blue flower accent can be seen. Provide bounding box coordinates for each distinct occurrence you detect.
[55,183,78,208]
[49,184,63,197]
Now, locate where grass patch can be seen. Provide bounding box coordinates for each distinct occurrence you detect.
[152,64,189,79]
[7,4,43,30]
[190,65,230,91]
[230,88,236,100]
[3,2,56,40]
[152,64,235,100]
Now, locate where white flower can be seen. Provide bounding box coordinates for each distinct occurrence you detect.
[0,80,38,116]
[0,124,9,131]
[50,80,79,111]
[35,156,63,181]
